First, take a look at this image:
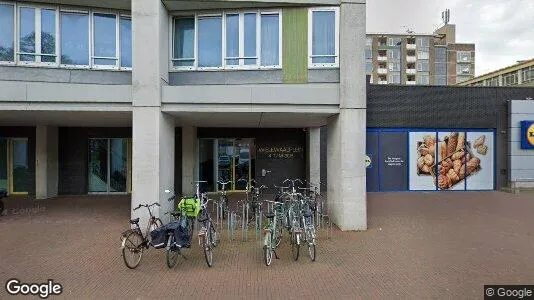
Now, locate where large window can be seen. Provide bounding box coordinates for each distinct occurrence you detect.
[457,51,471,62]
[388,37,401,47]
[0,3,15,62]
[388,62,400,72]
[416,73,429,85]
[503,72,518,86]
[456,64,472,75]
[309,7,339,68]
[388,73,400,84]
[387,48,400,61]
[0,2,131,70]
[416,37,429,48]
[17,5,58,65]
[172,11,281,70]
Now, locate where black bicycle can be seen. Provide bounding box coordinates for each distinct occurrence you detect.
[197,193,220,267]
[120,202,163,269]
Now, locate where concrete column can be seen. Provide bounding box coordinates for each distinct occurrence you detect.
[517,69,523,85]
[132,109,175,224]
[308,127,321,194]
[182,126,197,196]
[35,126,58,199]
[131,0,172,224]
[327,2,367,231]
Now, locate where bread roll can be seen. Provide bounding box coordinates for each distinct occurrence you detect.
[438,175,451,189]
[447,168,460,184]
[447,133,459,157]
[439,141,447,161]
[453,159,462,173]
[423,153,434,166]
[456,133,465,151]
[451,149,465,161]
[477,144,488,155]
[424,135,435,149]
[473,135,485,149]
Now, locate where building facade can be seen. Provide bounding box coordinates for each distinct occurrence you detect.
[457,58,534,87]
[366,24,475,86]
[0,0,367,230]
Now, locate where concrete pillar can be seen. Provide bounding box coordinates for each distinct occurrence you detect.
[307,127,321,194]
[182,126,197,196]
[327,2,367,231]
[35,126,58,199]
[131,0,172,224]
[517,69,523,85]
[132,109,174,224]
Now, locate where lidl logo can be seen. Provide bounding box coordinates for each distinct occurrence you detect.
[520,121,534,149]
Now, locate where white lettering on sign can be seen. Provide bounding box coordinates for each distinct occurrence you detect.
[384,156,404,167]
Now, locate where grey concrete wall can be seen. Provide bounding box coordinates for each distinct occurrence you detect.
[162,83,340,105]
[0,66,131,85]
[168,69,339,85]
[35,126,58,199]
[308,127,321,194]
[0,81,132,103]
[509,100,534,186]
[182,126,197,196]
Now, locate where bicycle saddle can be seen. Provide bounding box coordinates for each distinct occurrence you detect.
[129,218,139,224]
[264,212,275,219]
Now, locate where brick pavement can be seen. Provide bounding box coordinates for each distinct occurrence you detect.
[1,192,534,299]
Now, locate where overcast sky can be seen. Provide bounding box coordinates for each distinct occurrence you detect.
[366,0,534,76]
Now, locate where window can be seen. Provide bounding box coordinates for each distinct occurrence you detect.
[435,47,447,63]
[387,49,400,61]
[365,37,372,46]
[0,3,15,62]
[503,72,518,86]
[435,76,447,86]
[388,37,401,47]
[417,49,429,60]
[309,7,339,67]
[172,11,281,70]
[60,11,89,66]
[119,16,131,68]
[365,59,372,75]
[457,51,471,62]
[416,73,429,85]
[416,60,429,72]
[521,66,534,83]
[388,72,400,84]
[456,64,471,75]
[261,13,279,67]
[388,62,400,72]
[416,37,429,48]
[0,3,130,70]
[198,16,222,68]
[487,77,499,86]
[17,6,58,64]
[92,13,118,67]
[435,62,447,76]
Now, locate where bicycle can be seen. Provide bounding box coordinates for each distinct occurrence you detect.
[120,202,163,269]
[298,185,318,262]
[216,180,231,221]
[164,190,199,268]
[197,192,220,267]
[263,199,285,266]
[282,178,305,261]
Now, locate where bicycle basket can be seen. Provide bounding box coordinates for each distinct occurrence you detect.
[149,226,168,249]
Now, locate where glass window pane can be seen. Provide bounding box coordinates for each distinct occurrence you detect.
[173,18,194,67]
[88,139,108,193]
[12,139,29,193]
[93,13,116,65]
[61,12,89,65]
[19,7,36,62]
[312,11,334,64]
[435,47,447,62]
[198,16,222,68]
[244,13,257,65]
[225,14,239,66]
[0,4,15,61]
[41,9,56,63]
[110,139,127,192]
[261,14,279,66]
[120,17,131,67]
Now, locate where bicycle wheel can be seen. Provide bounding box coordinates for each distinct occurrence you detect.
[203,221,213,267]
[263,232,273,266]
[210,222,219,247]
[121,230,144,269]
[166,235,179,269]
[308,242,316,262]
[291,231,300,261]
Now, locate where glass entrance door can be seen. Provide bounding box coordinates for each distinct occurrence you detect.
[0,139,7,192]
[199,138,254,192]
[0,138,29,195]
[88,138,129,193]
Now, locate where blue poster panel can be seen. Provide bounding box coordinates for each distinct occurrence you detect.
[520,121,534,149]
[378,131,408,191]
[366,132,379,192]
[465,131,494,190]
